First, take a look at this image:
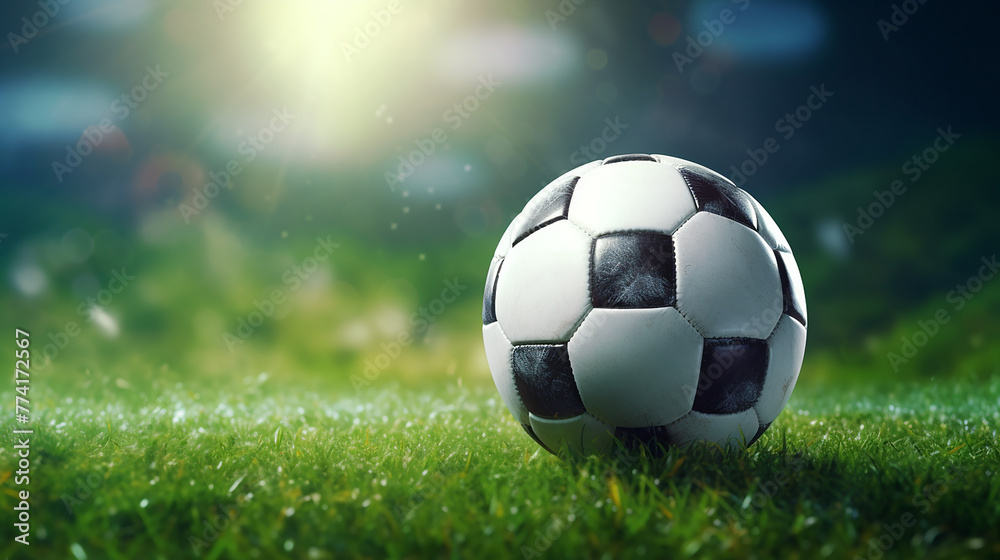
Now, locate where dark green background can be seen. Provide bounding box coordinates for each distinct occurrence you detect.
[0,0,997,393]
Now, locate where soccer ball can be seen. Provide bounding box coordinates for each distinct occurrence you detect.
[482,154,806,456]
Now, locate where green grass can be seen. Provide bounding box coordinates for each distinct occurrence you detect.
[2,376,999,560]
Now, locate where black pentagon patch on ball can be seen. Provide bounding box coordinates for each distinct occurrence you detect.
[692,338,769,415]
[678,166,756,230]
[521,423,555,454]
[512,344,586,419]
[775,250,807,327]
[591,233,676,308]
[614,425,672,456]
[603,154,656,164]
[511,176,578,246]
[482,258,502,325]
[747,422,771,447]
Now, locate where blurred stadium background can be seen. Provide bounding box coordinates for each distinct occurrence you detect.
[0,0,998,393]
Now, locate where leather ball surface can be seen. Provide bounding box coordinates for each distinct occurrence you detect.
[482,154,807,456]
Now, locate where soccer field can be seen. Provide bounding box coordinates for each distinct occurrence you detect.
[2,2,999,558]
[4,376,997,560]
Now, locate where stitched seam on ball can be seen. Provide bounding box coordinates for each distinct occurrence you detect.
[514,216,565,247]
[765,315,785,343]
[485,257,504,325]
[665,410,693,428]
[563,175,583,224]
[673,302,708,339]
[591,228,674,238]
[669,234,678,307]
[587,226,595,306]
[671,209,699,236]
[563,212,595,241]
[562,304,594,346]
[561,218,596,340]
[680,169,761,234]
[497,324,530,422]
[671,210,715,339]
[677,166,701,209]
[587,409,616,430]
